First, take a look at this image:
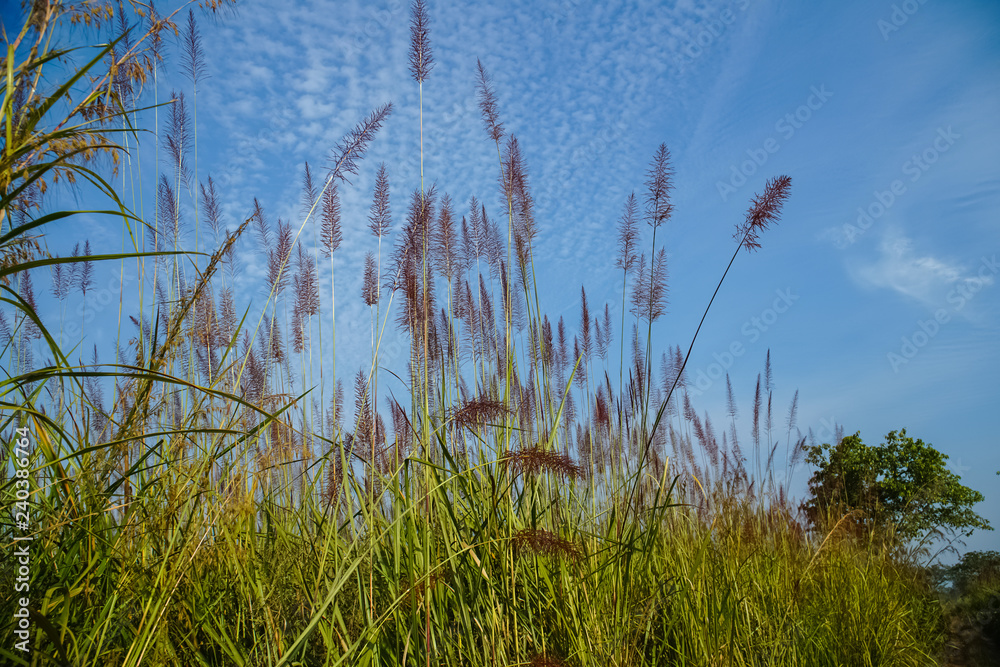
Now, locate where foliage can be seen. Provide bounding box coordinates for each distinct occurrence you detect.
[935,550,1000,596]
[934,551,1000,666]
[801,428,992,541]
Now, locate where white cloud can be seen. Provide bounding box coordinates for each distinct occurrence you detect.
[848,229,994,312]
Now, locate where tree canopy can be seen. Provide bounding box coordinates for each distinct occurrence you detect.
[801,428,992,541]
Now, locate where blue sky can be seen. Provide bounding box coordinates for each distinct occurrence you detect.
[7,0,999,556]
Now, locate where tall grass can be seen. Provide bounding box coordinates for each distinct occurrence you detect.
[2,2,945,665]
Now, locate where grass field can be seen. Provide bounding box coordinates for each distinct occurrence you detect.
[0,2,965,665]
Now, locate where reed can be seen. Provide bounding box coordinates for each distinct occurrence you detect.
[0,2,947,666]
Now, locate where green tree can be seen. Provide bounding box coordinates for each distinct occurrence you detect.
[801,428,992,540]
[945,550,1000,595]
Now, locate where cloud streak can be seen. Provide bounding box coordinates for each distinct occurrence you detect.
[849,230,991,309]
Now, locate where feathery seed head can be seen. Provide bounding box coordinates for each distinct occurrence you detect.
[512,529,581,561]
[362,252,378,306]
[579,286,591,360]
[201,176,223,239]
[328,103,393,184]
[320,183,342,257]
[645,143,674,229]
[408,0,434,83]
[476,59,504,142]
[506,447,583,479]
[451,398,511,430]
[368,163,392,238]
[616,191,639,273]
[301,162,318,218]
[735,175,792,252]
[182,9,207,85]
